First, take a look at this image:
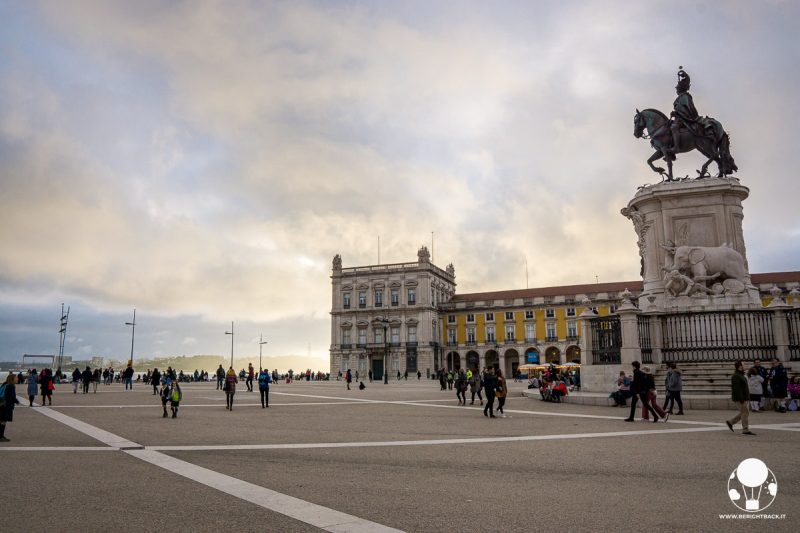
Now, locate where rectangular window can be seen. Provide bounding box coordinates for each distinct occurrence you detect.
[467,327,476,343]
[358,329,367,346]
[545,308,555,318]
[546,323,556,340]
[407,288,416,305]
[466,313,475,323]
[566,307,576,317]
[486,326,495,342]
[525,310,534,319]
[505,324,515,341]
[567,321,578,338]
[525,323,535,341]
[391,289,399,306]
[358,291,367,308]
[374,289,383,307]
[407,326,417,342]
[505,311,514,321]
[448,315,456,323]
[374,329,383,344]
[610,304,618,314]
[342,330,352,345]
[485,312,494,322]
[391,327,400,344]
[340,356,348,373]
[343,292,351,309]
[448,329,456,344]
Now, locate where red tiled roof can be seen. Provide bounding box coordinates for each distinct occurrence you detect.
[449,271,799,302]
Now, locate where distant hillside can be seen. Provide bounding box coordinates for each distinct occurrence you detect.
[131,354,329,373]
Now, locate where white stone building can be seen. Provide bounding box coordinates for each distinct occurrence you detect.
[329,247,456,379]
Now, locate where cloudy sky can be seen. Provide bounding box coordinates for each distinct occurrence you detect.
[1,1,798,365]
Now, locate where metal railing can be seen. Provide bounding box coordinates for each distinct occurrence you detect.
[590,316,621,364]
[545,336,558,342]
[638,315,653,364]
[788,309,800,361]
[660,311,775,363]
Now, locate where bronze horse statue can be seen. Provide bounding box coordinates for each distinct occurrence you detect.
[633,108,737,181]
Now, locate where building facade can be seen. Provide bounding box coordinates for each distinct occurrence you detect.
[330,252,799,378]
[329,247,455,379]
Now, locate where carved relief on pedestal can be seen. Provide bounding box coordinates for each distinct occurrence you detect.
[620,206,653,278]
[662,243,749,297]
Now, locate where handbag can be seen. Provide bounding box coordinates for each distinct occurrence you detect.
[48,380,55,391]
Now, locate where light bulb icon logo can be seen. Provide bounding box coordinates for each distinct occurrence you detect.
[727,458,778,512]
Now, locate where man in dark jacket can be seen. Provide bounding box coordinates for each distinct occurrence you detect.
[768,358,789,412]
[726,361,755,435]
[151,368,161,395]
[72,368,81,394]
[216,365,225,390]
[482,367,497,418]
[81,366,92,394]
[624,361,659,422]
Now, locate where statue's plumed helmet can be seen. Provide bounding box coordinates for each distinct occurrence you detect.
[675,66,691,92]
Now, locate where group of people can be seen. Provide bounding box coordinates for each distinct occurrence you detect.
[610,362,684,416]
[220,366,273,411]
[439,366,509,418]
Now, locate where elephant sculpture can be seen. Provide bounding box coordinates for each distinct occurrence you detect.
[666,244,748,293]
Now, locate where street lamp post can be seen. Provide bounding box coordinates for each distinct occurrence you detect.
[125,309,136,366]
[225,322,234,369]
[259,333,268,370]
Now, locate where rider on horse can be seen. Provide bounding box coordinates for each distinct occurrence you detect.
[670,67,703,154]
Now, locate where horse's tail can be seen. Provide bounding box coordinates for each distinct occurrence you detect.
[719,133,738,175]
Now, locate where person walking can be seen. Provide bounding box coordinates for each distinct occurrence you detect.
[455,369,467,405]
[469,369,483,405]
[345,369,352,390]
[482,367,497,418]
[215,365,225,390]
[168,381,182,418]
[495,369,508,418]
[368,370,373,383]
[0,373,21,442]
[72,368,81,394]
[151,368,161,395]
[663,363,684,415]
[26,369,38,406]
[438,370,446,391]
[258,368,272,408]
[224,367,237,411]
[92,368,100,393]
[160,381,170,418]
[40,368,53,406]
[624,361,659,423]
[726,360,755,435]
[768,358,789,412]
[81,366,92,394]
[641,366,667,422]
[417,370,421,380]
[247,363,255,393]
[447,370,454,390]
[752,359,768,410]
[747,367,764,413]
[123,364,134,390]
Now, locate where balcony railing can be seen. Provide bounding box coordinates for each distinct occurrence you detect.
[406,341,418,347]
[504,338,516,344]
[356,343,366,348]
[466,341,476,346]
[525,337,537,344]
[375,302,382,308]
[343,304,350,309]
[447,341,458,347]
[359,303,366,309]
[390,341,401,347]
[566,335,579,342]
[545,336,558,342]
[340,344,352,350]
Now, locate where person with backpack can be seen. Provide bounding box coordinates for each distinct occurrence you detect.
[224,367,237,411]
[168,381,182,418]
[40,368,53,406]
[258,368,272,408]
[72,368,81,394]
[495,369,508,418]
[455,369,468,405]
[663,363,684,415]
[26,369,38,406]
[1,373,21,442]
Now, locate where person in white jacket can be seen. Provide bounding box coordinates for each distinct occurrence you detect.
[747,367,764,412]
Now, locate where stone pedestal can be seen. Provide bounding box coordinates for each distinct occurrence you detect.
[622,177,761,312]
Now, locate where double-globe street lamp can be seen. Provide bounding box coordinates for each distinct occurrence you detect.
[375,317,390,385]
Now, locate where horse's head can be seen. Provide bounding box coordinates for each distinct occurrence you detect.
[633,108,645,138]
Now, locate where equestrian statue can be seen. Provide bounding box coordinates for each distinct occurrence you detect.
[633,67,737,181]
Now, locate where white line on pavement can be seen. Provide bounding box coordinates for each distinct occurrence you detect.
[17,396,404,532]
[147,426,727,451]
[126,449,403,533]
[0,446,116,452]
